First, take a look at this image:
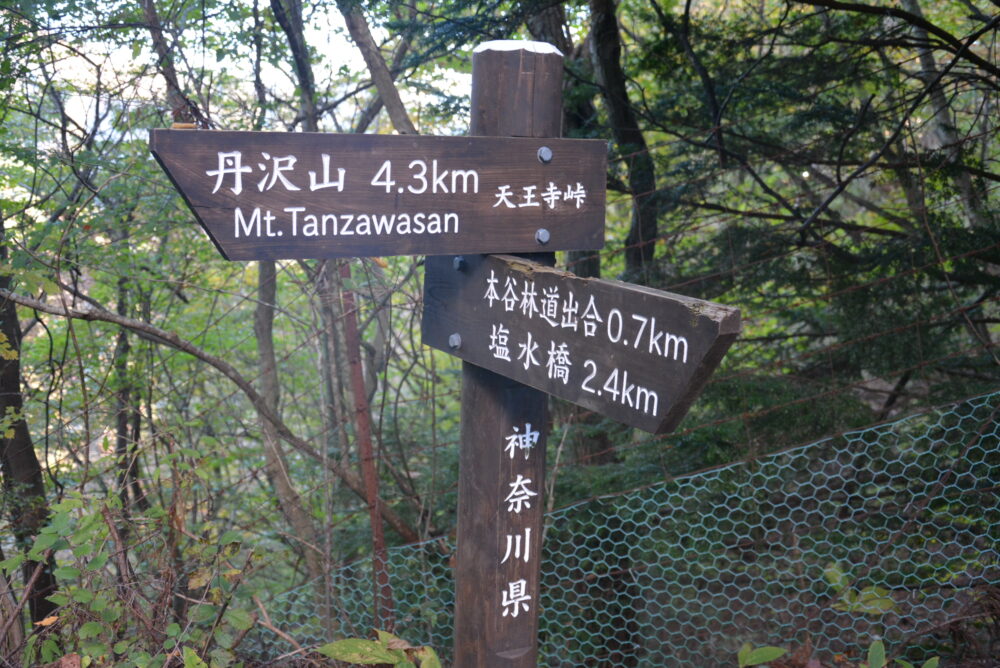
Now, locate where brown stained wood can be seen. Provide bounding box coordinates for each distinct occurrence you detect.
[448,42,563,668]
[149,130,605,260]
[424,254,742,434]
[470,48,563,138]
[455,363,547,667]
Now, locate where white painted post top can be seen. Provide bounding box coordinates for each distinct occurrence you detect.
[473,40,563,57]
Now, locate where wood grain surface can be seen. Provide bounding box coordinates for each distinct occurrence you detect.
[150,129,605,259]
[424,254,742,434]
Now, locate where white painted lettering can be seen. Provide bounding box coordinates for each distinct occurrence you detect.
[426,213,442,234]
[664,333,688,363]
[284,207,305,236]
[648,317,663,355]
[309,154,345,192]
[408,160,427,194]
[355,214,371,235]
[321,213,337,235]
[234,207,261,238]
[303,214,319,236]
[209,152,251,195]
[451,169,479,194]
[432,160,449,194]
[372,214,395,235]
[264,209,279,237]
[396,213,411,234]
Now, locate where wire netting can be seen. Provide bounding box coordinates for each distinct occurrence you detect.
[252,389,1000,665]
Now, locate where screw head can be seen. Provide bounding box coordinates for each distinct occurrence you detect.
[535,228,551,245]
[453,255,466,271]
[448,333,462,349]
[537,146,553,164]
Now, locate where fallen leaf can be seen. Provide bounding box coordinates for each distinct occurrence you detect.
[188,568,212,589]
[386,637,415,651]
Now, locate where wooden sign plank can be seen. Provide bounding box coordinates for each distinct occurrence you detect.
[423,254,741,434]
[149,129,606,260]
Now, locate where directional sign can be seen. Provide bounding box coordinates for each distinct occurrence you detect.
[423,254,741,434]
[149,130,606,260]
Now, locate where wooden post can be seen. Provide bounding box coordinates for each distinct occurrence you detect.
[452,41,563,666]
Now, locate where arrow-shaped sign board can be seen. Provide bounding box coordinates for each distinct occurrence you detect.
[423,254,741,433]
[150,130,606,260]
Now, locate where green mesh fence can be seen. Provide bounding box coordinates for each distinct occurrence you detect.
[246,391,1000,665]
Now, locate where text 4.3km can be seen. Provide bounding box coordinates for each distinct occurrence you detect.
[371,159,480,195]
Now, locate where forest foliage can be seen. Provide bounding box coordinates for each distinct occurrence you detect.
[0,0,998,664]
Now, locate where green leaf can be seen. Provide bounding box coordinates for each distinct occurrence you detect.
[191,604,217,623]
[0,553,25,574]
[738,642,752,666]
[50,511,71,536]
[316,638,402,664]
[896,661,914,668]
[72,542,94,557]
[868,640,886,668]
[824,562,849,591]
[46,593,70,606]
[182,647,208,668]
[53,497,84,511]
[854,587,897,614]
[100,605,121,623]
[72,588,94,604]
[86,553,108,570]
[31,532,59,555]
[210,647,235,667]
[920,659,940,668]
[79,621,103,639]
[218,530,241,545]
[743,646,788,666]
[53,566,81,579]
[188,568,213,590]
[414,646,442,668]
[224,607,253,631]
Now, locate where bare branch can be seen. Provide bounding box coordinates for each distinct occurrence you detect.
[0,287,422,544]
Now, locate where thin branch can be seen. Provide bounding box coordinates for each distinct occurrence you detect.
[0,288,421,544]
[796,0,1000,81]
[796,14,1000,237]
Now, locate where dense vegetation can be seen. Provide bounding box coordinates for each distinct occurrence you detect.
[0,0,997,664]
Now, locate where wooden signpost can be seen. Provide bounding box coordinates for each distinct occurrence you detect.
[150,130,606,260]
[150,38,740,668]
[423,253,741,434]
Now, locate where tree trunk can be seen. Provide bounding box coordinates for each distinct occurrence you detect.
[254,262,326,585]
[900,0,992,228]
[589,0,658,278]
[336,0,417,135]
[0,239,57,624]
